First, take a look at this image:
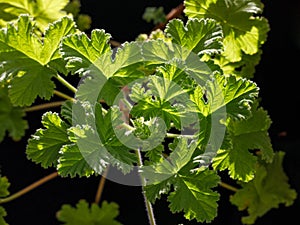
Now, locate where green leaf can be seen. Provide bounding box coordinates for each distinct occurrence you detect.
[144,166,220,223]
[212,106,274,182]
[192,73,259,120]
[26,112,70,168]
[142,6,166,25]
[58,143,94,178]
[0,207,7,225]
[60,29,112,76]
[0,176,10,198]
[230,151,298,224]
[168,169,220,223]
[58,102,137,177]
[0,176,10,225]
[130,64,197,129]
[0,14,76,106]
[57,199,122,225]
[141,137,197,185]
[213,50,262,78]
[0,86,28,142]
[0,0,70,32]
[184,0,270,62]
[165,18,223,56]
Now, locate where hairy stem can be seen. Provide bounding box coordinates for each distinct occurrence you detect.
[0,172,58,204]
[94,167,109,204]
[24,101,65,112]
[54,90,75,101]
[136,149,157,225]
[55,74,77,93]
[218,181,239,192]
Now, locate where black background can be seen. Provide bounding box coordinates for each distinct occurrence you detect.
[1,0,300,224]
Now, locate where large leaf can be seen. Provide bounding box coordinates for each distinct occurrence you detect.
[212,106,274,182]
[58,102,137,177]
[0,15,76,106]
[0,0,70,32]
[144,165,220,223]
[184,0,270,62]
[165,18,223,56]
[230,151,298,224]
[26,112,70,168]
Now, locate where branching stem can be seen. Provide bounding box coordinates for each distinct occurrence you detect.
[0,172,58,204]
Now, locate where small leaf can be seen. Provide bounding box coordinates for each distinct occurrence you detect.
[0,207,8,225]
[0,176,10,198]
[57,199,122,225]
[0,175,10,225]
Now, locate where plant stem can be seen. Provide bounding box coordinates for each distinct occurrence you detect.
[94,167,109,204]
[0,172,58,204]
[166,132,195,139]
[135,149,157,225]
[55,74,77,94]
[218,181,239,192]
[54,90,75,101]
[24,101,65,112]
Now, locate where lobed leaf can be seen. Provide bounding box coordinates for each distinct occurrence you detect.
[184,0,270,62]
[57,199,122,225]
[165,18,223,56]
[0,86,28,142]
[230,151,298,224]
[0,15,76,106]
[212,106,274,182]
[0,0,70,32]
[26,112,70,168]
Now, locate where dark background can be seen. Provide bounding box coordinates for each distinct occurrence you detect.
[1,0,300,224]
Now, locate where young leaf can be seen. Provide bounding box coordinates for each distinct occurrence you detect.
[0,0,70,32]
[0,86,28,142]
[26,112,70,168]
[230,151,298,224]
[184,0,270,62]
[57,199,122,225]
[212,106,274,182]
[0,15,76,106]
[141,137,197,185]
